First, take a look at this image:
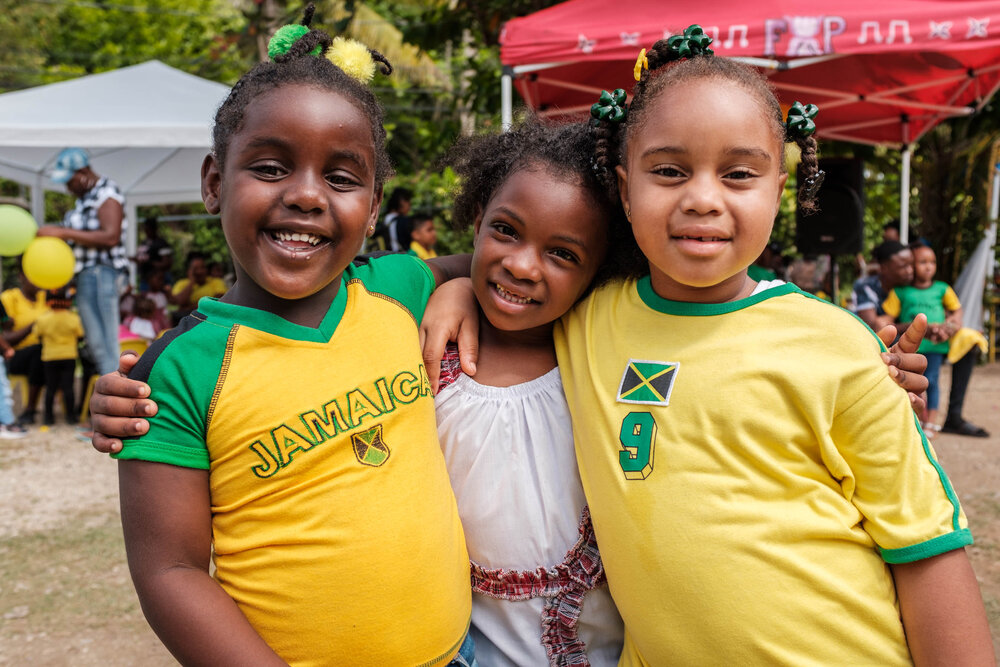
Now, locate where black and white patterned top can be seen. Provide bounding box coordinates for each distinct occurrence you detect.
[61,176,129,273]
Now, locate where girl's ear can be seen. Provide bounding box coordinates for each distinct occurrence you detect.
[472,206,484,245]
[775,172,789,215]
[616,165,631,218]
[201,154,222,215]
[368,185,384,237]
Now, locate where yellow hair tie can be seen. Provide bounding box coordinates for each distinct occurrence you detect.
[633,48,648,81]
[327,36,377,84]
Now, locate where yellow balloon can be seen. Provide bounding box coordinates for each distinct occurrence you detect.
[22,237,76,290]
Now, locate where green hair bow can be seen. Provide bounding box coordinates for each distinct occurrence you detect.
[666,25,714,60]
[591,88,628,123]
[785,101,819,139]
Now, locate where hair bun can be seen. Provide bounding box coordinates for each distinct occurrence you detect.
[327,37,377,84]
[268,25,310,60]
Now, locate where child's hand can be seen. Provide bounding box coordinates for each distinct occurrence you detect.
[876,313,929,413]
[90,352,158,455]
[420,277,479,394]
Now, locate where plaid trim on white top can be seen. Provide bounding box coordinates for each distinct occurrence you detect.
[61,176,129,273]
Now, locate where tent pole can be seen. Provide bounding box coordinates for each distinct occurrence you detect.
[899,116,911,244]
[501,66,513,132]
[31,174,44,223]
[126,201,138,287]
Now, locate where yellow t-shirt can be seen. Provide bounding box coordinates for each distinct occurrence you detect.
[0,288,48,348]
[409,241,438,261]
[117,254,470,666]
[171,277,227,307]
[555,279,970,666]
[34,309,84,361]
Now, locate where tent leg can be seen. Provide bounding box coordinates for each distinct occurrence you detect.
[126,201,138,287]
[900,144,911,244]
[501,67,513,132]
[31,175,44,223]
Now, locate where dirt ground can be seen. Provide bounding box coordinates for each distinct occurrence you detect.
[1,364,998,665]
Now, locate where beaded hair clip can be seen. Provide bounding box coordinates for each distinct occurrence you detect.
[267,3,390,84]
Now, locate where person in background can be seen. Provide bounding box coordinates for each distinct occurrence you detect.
[37,147,129,377]
[135,216,175,290]
[373,186,413,251]
[880,243,961,435]
[856,241,988,438]
[170,251,227,323]
[0,300,28,439]
[33,287,84,426]
[0,265,48,425]
[408,213,438,261]
[883,219,901,243]
[122,297,158,343]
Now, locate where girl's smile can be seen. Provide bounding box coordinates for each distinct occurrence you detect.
[618,79,787,303]
[201,84,380,323]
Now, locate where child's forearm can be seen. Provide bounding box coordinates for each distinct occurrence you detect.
[891,549,995,666]
[426,253,472,287]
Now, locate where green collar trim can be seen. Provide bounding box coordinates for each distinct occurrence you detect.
[197,279,348,343]
[636,276,799,315]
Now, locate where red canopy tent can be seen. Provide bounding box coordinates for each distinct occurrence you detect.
[499,0,1000,241]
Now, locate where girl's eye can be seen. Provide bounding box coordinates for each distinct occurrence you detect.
[550,248,579,263]
[326,172,360,188]
[725,169,756,180]
[490,222,516,238]
[251,163,284,178]
[654,166,685,178]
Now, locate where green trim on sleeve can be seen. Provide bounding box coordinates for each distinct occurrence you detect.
[910,413,965,530]
[113,439,210,469]
[879,529,973,564]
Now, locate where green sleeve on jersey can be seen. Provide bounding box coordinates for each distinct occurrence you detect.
[113,318,231,469]
[348,253,435,324]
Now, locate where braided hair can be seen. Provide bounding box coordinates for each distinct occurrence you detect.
[211,6,394,189]
[592,40,821,212]
[446,118,644,286]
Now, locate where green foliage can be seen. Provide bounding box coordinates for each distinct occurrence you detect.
[383,166,473,255]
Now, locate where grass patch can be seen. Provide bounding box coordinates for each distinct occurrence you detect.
[0,513,145,635]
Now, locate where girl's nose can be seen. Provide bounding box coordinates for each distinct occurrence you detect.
[283,171,327,213]
[680,174,723,215]
[502,245,543,282]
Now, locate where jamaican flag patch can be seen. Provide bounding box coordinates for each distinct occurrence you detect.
[352,424,390,467]
[617,359,679,406]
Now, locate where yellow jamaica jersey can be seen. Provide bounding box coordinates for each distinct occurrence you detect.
[116,254,470,666]
[555,279,971,666]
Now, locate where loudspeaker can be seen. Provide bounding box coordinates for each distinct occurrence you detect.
[795,157,865,256]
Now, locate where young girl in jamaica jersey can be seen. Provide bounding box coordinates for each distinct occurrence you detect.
[105,9,476,667]
[567,34,992,666]
[420,29,992,667]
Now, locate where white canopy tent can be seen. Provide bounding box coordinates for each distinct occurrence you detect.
[0,60,230,256]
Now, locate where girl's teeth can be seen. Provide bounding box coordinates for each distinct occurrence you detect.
[496,284,532,304]
[275,231,321,245]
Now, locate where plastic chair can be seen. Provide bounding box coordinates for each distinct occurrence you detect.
[7,374,29,411]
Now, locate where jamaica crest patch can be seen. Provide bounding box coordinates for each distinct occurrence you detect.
[352,424,390,467]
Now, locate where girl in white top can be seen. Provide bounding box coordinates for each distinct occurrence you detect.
[428,120,633,665]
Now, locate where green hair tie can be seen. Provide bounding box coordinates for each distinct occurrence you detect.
[666,24,714,60]
[785,101,819,140]
[591,88,628,124]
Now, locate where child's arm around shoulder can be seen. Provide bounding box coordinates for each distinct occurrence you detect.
[118,460,287,666]
[891,548,994,665]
